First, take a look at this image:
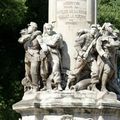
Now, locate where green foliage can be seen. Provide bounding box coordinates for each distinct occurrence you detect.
[98,0,120,29]
[0,0,48,119]
[0,0,26,119]
[0,0,27,29]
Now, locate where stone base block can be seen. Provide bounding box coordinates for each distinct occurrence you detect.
[13,90,120,120]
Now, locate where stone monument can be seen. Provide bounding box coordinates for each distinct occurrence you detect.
[13,0,120,120]
[49,0,97,70]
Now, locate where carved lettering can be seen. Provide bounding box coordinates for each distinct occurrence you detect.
[57,0,87,25]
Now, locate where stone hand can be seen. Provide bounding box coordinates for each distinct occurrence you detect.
[40,51,46,60]
[103,53,110,59]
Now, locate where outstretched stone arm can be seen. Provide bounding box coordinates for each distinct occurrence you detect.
[18,34,31,44]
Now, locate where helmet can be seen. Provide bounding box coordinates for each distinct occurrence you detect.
[91,24,98,29]
[101,22,113,30]
[90,24,99,31]
[28,22,38,28]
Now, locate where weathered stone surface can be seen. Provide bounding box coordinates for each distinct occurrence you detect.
[13,1,120,120]
[13,91,120,120]
[49,0,96,69]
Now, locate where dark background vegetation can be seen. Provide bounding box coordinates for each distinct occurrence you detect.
[0,0,120,119]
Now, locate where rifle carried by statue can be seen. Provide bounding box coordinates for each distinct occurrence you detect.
[82,34,100,61]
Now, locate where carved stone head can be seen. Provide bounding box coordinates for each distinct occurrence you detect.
[43,23,54,36]
[90,24,99,36]
[27,22,38,34]
[101,22,113,34]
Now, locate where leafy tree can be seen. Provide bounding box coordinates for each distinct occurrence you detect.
[0,0,48,120]
[98,0,120,29]
[0,0,27,120]
[0,0,27,30]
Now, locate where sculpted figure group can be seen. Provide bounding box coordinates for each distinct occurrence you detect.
[18,22,63,91]
[18,22,120,95]
[66,23,120,94]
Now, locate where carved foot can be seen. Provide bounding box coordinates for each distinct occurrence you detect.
[101,87,108,93]
[58,86,63,91]
[65,86,70,91]
[31,86,39,92]
[70,86,75,90]
[41,87,47,91]
[89,84,99,92]
[54,83,63,91]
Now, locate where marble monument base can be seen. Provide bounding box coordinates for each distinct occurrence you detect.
[13,90,120,120]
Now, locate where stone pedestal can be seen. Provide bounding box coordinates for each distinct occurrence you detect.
[13,90,120,120]
[13,1,120,120]
[49,0,96,69]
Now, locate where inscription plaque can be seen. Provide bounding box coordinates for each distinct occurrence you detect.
[57,0,87,25]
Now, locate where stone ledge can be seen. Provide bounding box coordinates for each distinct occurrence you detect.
[13,90,120,113]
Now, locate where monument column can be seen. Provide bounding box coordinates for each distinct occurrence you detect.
[49,0,96,70]
[49,0,57,24]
